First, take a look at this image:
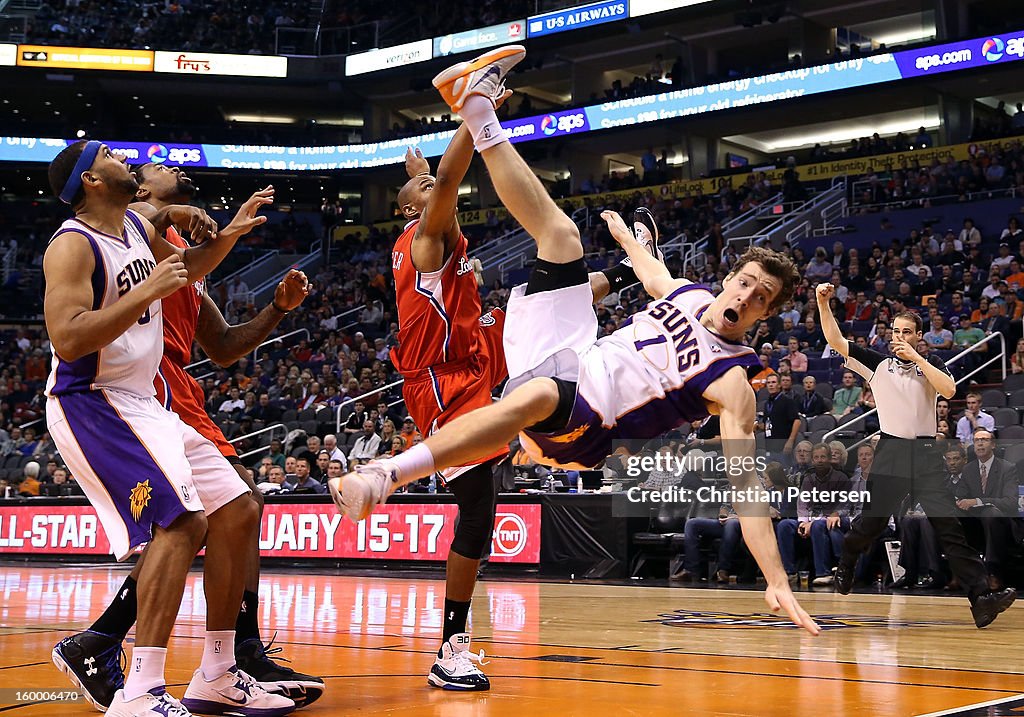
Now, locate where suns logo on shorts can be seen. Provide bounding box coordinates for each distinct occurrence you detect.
[479,311,496,327]
[129,480,153,522]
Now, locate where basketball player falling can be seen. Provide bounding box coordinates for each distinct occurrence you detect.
[367,51,670,689]
[331,45,820,636]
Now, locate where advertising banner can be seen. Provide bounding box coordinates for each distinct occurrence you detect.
[154,51,287,78]
[629,0,713,17]
[893,30,1024,78]
[527,0,629,38]
[433,20,526,57]
[0,502,541,563]
[16,45,153,71]
[4,29,1024,170]
[345,39,432,76]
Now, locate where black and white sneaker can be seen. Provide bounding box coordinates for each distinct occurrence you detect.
[633,206,663,259]
[427,633,490,691]
[235,637,325,708]
[622,206,664,268]
[52,630,126,711]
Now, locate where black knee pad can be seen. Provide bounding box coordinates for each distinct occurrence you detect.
[449,461,499,560]
[525,257,588,295]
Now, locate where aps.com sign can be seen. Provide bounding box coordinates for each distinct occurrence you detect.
[146,143,203,165]
[540,112,588,136]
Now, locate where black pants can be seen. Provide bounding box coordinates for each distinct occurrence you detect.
[842,437,988,599]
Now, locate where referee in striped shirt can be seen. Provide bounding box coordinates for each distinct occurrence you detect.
[816,283,1016,628]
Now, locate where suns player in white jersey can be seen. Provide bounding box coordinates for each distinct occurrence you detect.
[330,46,819,635]
[43,140,293,717]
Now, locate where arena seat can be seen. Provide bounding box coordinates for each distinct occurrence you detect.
[1007,389,1024,409]
[981,389,1007,408]
[991,407,1019,429]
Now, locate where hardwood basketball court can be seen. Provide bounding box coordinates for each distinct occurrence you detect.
[0,564,1020,716]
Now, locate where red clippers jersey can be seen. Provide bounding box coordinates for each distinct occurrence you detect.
[390,221,483,375]
[159,227,205,366]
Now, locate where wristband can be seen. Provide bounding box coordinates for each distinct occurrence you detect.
[271,301,290,315]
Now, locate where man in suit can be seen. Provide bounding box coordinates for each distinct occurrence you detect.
[755,374,802,463]
[960,429,1020,589]
[979,303,1010,343]
[895,444,971,588]
[798,376,829,418]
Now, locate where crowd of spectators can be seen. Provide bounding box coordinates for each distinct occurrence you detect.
[26,0,312,55]
[850,137,1024,211]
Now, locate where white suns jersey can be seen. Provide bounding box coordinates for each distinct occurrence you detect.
[577,285,758,430]
[45,210,163,398]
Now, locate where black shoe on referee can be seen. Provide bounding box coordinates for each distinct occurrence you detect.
[970,587,1017,628]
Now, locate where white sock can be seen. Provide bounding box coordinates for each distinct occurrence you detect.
[381,443,435,483]
[200,630,235,681]
[123,646,166,701]
[459,94,506,152]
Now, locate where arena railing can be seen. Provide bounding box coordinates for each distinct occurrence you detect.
[214,251,280,292]
[14,416,44,432]
[846,184,1020,214]
[251,328,311,364]
[235,423,289,462]
[334,379,406,435]
[822,330,1007,450]
[1,244,16,283]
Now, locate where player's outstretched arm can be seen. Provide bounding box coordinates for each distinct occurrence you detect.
[600,210,686,299]
[43,232,186,362]
[705,367,821,636]
[134,187,274,283]
[411,126,474,272]
[196,269,311,366]
[815,283,849,359]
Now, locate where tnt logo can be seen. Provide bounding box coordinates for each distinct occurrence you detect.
[492,513,527,557]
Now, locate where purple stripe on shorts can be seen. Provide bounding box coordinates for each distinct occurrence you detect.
[50,354,100,395]
[57,391,189,551]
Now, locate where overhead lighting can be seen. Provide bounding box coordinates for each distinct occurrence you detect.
[871,28,935,46]
[725,112,941,152]
[226,114,298,124]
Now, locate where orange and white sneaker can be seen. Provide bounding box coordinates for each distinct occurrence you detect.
[432,45,526,113]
